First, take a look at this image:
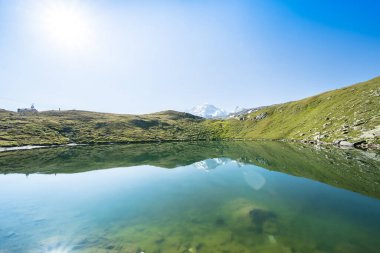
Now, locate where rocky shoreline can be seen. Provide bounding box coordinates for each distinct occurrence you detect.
[1,138,378,153]
[0,143,84,152]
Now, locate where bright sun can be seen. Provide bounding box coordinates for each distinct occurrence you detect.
[34,1,94,51]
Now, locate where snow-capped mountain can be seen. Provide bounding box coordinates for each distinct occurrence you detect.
[233,106,246,113]
[188,104,228,119]
[227,106,268,119]
[193,158,244,171]
[193,158,229,171]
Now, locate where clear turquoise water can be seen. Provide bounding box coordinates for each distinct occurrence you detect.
[0,145,380,253]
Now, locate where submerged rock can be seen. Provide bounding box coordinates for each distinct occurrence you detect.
[155,237,165,244]
[249,209,277,233]
[262,219,279,234]
[215,217,226,226]
[105,244,115,250]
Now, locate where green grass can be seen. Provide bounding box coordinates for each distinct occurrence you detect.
[204,76,380,145]
[0,110,215,147]
[0,76,379,147]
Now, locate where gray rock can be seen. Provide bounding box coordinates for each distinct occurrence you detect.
[353,140,368,149]
[360,126,380,139]
[353,119,365,126]
[339,141,354,147]
[333,139,347,145]
[313,134,326,141]
[255,112,268,120]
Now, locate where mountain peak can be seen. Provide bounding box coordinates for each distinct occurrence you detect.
[188,104,228,119]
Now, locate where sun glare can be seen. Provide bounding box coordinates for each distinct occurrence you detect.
[34,1,94,51]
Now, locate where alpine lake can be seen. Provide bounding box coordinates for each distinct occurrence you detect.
[0,141,379,253]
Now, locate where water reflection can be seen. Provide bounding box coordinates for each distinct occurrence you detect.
[194,158,230,171]
[0,142,380,252]
[244,170,266,190]
[1,141,379,198]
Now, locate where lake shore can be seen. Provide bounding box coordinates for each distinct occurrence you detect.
[1,138,379,153]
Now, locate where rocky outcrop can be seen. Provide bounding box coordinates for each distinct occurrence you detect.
[249,208,277,234]
[255,112,268,120]
[338,141,354,147]
[360,125,380,139]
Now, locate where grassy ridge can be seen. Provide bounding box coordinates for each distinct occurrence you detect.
[205,76,380,145]
[0,76,379,147]
[0,110,213,147]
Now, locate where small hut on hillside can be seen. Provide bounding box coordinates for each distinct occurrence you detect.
[17,104,38,115]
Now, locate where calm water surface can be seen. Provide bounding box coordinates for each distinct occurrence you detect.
[0,142,379,253]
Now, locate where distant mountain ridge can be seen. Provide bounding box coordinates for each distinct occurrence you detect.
[187,104,228,119]
[188,104,246,119]
[0,76,379,149]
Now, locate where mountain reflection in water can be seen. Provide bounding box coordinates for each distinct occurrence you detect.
[0,141,379,253]
[1,141,379,198]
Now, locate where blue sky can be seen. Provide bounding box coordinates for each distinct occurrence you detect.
[0,0,379,114]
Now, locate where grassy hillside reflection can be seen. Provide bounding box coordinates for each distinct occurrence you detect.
[0,141,379,198]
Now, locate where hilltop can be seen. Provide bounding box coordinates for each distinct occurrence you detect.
[0,109,211,147]
[0,76,379,148]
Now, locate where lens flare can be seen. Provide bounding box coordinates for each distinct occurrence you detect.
[31,0,95,51]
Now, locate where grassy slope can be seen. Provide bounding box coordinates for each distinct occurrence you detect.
[204,76,380,144]
[0,76,379,146]
[0,110,213,147]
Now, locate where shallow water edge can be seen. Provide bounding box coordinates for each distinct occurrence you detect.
[1,138,379,154]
